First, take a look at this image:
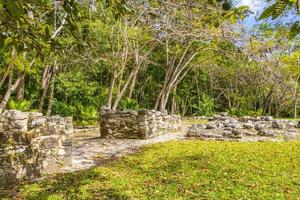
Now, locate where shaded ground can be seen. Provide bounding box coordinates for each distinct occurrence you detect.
[66,127,187,172]
[3,141,300,199]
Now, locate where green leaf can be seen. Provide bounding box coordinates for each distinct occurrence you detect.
[259,4,276,20]
[45,26,50,38]
[230,15,237,23]
[272,0,288,19]
[289,22,300,39]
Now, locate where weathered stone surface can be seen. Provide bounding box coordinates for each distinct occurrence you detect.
[272,120,286,129]
[257,129,275,137]
[255,124,265,131]
[0,110,73,186]
[243,122,254,129]
[186,113,300,141]
[100,109,181,139]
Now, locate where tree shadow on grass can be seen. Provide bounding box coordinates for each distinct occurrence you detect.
[1,168,130,200]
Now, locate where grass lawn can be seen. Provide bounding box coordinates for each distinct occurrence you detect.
[3,141,300,200]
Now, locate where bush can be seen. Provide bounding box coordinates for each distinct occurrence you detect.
[192,94,214,116]
[8,99,32,112]
[119,98,141,110]
[227,108,263,117]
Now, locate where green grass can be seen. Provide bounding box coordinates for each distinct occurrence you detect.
[4,141,300,200]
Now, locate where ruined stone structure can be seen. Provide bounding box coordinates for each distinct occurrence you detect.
[100,109,181,139]
[0,110,73,186]
[187,113,300,141]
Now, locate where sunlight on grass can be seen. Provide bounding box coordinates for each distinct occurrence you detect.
[9,141,300,199]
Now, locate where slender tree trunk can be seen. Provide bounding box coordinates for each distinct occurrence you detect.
[46,72,56,116]
[0,75,21,113]
[294,96,298,118]
[128,73,138,99]
[154,90,163,110]
[0,65,13,89]
[39,80,50,113]
[107,72,116,109]
[16,72,25,101]
[294,88,299,119]
[112,68,138,110]
[171,87,177,114]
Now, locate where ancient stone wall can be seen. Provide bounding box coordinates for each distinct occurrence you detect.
[100,109,181,139]
[0,110,73,186]
[187,113,300,141]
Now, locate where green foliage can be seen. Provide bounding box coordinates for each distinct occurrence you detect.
[119,98,140,111]
[52,101,77,117]
[192,94,214,116]
[259,0,300,38]
[75,104,99,126]
[8,99,32,112]
[8,141,300,199]
[227,108,263,117]
[53,102,99,126]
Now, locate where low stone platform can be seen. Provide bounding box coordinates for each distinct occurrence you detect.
[187,113,300,141]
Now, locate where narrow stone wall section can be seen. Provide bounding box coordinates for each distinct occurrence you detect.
[0,110,73,186]
[100,109,181,139]
[100,109,140,139]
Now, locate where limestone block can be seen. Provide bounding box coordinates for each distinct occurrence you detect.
[272,120,286,129]
[38,135,61,149]
[258,129,275,137]
[243,123,254,129]
[28,116,47,129]
[4,110,29,121]
[8,119,28,131]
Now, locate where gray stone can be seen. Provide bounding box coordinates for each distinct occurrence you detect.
[243,123,254,129]
[272,120,286,129]
[261,116,273,121]
[206,124,217,129]
[231,129,243,138]
[222,130,234,138]
[257,129,275,137]
[255,124,265,131]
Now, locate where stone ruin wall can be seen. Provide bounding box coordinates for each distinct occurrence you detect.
[187,113,300,140]
[100,109,181,139]
[0,110,73,186]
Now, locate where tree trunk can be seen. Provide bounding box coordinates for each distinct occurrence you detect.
[294,96,298,118]
[46,72,56,116]
[128,72,138,99]
[171,94,177,115]
[107,72,116,109]
[0,65,13,89]
[16,72,25,101]
[0,76,21,113]
[39,80,50,113]
[112,68,138,110]
[294,87,299,119]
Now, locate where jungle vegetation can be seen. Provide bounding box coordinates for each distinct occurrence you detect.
[0,0,299,125]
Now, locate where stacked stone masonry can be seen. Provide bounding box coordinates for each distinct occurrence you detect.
[0,110,73,186]
[100,109,181,139]
[187,113,300,141]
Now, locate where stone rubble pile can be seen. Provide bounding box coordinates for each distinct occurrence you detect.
[100,109,181,139]
[187,112,300,141]
[0,110,73,186]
